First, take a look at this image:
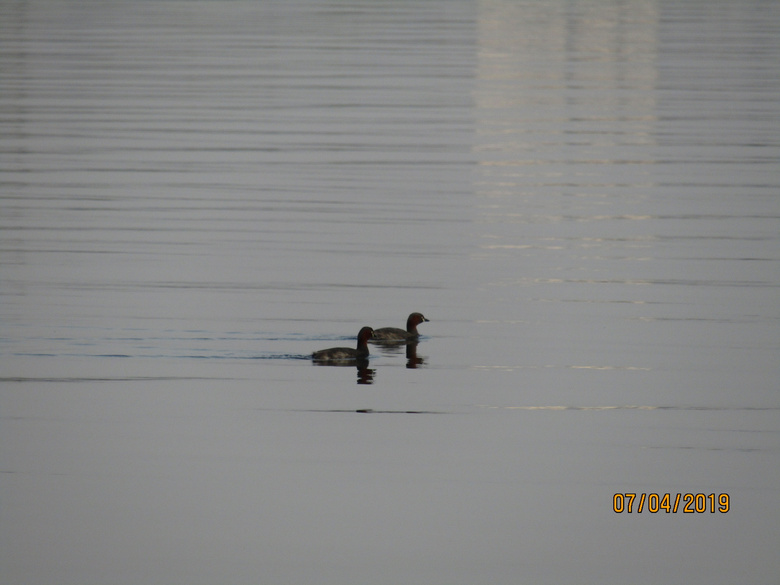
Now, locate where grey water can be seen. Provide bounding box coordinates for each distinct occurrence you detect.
[1,0,779,583]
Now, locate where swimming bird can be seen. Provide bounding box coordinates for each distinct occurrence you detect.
[370,312,428,342]
[312,326,374,362]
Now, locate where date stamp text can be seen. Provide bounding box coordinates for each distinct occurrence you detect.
[613,493,729,513]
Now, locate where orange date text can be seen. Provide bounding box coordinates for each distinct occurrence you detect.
[613,493,729,514]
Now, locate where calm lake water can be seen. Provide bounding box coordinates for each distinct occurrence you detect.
[1,1,779,583]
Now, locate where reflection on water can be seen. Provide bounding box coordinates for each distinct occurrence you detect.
[472,0,777,318]
[312,358,376,385]
[405,343,425,369]
[371,340,428,369]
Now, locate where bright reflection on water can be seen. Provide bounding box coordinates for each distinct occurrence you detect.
[1,1,779,584]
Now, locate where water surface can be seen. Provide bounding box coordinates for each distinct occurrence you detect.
[1,1,779,584]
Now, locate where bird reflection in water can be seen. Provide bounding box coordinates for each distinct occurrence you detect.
[356,360,375,384]
[405,342,425,369]
[372,338,427,369]
[312,358,376,385]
